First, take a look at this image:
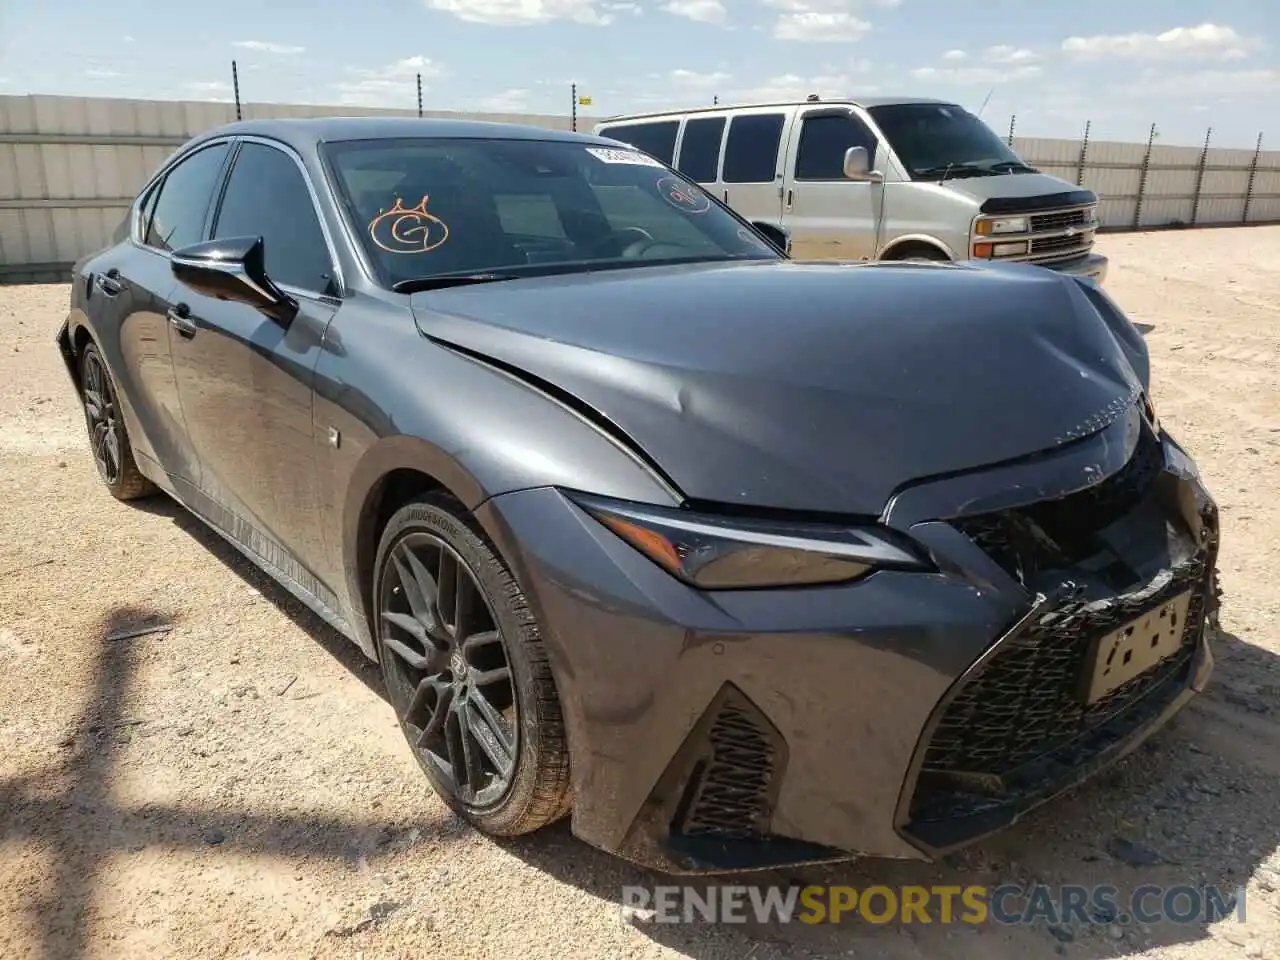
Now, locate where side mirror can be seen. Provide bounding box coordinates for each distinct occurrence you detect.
[843,146,884,183]
[169,236,298,325]
[751,221,792,257]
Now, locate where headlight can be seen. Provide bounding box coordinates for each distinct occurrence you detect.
[973,240,1028,258]
[975,216,1028,236]
[571,493,930,589]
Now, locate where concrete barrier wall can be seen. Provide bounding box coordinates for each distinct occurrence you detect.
[2,94,1276,282]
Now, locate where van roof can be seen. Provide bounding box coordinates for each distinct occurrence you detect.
[596,97,956,124]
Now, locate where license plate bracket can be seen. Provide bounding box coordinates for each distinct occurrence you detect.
[1080,591,1192,704]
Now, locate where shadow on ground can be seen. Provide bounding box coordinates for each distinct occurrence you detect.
[0,506,456,959]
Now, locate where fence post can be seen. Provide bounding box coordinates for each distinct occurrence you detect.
[1133,122,1156,229]
[1190,126,1212,226]
[417,73,423,117]
[231,60,242,121]
[1242,132,1264,224]
[1007,114,1015,146]
[571,83,577,132]
[1075,120,1091,186]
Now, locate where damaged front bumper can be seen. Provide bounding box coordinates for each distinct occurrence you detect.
[477,403,1218,875]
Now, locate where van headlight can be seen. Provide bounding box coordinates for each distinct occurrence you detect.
[975,216,1029,236]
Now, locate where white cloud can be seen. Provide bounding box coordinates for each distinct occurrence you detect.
[232,40,305,54]
[335,56,445,106]
[910,64,1041,85]
[85,68,122,78]
[478,88,532,111]
[983,44,1038,64]
[1126,68,1279,99]
[424,0,611,26]
[606,0,642,12]
[728,71,878,102]
[942,49,967,61]
[670,68,732,88]
[767,1,871,42]
[186,80,233,100]
[663,0,726,23]
[1062,23,1256,61]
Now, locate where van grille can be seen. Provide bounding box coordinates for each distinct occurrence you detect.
[1030,208,1091,232]
[1030,231,1095,258]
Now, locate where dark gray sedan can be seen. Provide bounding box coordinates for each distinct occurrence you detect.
[57,117,1220,874]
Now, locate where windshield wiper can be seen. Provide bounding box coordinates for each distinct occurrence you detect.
[913,163,994,180]
[392,273,522,294]
[986,160,1039,174]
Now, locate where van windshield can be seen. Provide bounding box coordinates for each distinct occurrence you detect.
[324,137,780,290]
[868,103,1035,180]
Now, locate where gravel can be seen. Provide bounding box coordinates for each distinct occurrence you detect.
[1,227,1279,959]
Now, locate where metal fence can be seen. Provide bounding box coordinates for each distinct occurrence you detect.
[2,93,1277,283]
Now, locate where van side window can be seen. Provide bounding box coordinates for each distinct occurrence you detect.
[795,113,880,181]
[598,121,679,165]
[723,113,785,184]
[677,117,726,183]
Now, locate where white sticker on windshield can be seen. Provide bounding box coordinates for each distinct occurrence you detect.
[585,147,665,168]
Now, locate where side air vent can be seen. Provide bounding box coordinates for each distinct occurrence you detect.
[673,687,779,841]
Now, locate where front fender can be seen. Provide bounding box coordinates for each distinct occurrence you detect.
[320,321,685,658]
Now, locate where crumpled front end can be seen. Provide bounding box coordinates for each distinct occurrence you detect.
[477,399,1217,875]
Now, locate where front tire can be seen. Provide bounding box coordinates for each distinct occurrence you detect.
[373,494,571,836]
[79,342,156,501]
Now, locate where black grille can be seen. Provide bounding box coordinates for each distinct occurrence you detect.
[954,425,1164,580]
[1031,232,1093,257]
[916,552,1207,790]
[676,696,777,840]
[1031,207,1091,232]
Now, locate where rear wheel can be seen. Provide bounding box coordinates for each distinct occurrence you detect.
[373,494,571,835]
[79,342,155,501]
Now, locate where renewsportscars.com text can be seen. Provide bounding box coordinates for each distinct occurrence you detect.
[621,883,1247,926]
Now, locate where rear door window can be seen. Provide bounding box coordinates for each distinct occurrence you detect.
[598,121,679,165]
[144,142,230,251]
[723,113,785,184]
[677,116,726,183]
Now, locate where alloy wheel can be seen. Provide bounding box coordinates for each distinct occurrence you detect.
[378,531,518,808]
[82,351,122,485]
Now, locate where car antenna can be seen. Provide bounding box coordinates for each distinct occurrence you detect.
[941,88,994,186]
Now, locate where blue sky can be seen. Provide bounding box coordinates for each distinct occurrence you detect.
[1,0,1276,146]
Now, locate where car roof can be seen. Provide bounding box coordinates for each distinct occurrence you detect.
[187,116,613,152]
[596,96,956,123]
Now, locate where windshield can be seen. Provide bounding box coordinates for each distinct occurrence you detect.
[868,103,1030,180]
[324,137,780,288]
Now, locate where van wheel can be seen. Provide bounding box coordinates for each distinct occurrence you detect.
[888,244,949,262]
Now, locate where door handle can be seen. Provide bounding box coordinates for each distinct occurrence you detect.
[785,188,794,207]
[95,269,123,297]
[166,303,198,338]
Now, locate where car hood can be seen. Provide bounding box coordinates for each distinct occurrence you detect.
[410,259,1145,516]
[938,172,1096,215]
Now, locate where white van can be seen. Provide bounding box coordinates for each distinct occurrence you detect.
[594,97,1108,283]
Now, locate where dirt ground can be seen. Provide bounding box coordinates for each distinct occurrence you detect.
[1,228,1278,960]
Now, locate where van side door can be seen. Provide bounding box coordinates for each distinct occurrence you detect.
[673,112,728,188]
[720,107,793,228]
[781,106,884,261]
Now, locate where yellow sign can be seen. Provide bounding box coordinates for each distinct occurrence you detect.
[578,95,593,105]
